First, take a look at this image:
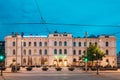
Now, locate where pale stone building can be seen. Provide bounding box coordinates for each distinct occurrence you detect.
[5,32,117,67]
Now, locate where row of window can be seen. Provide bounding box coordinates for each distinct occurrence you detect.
[13,41,109,47]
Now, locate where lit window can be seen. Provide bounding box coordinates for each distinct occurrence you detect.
[34,49,37,54]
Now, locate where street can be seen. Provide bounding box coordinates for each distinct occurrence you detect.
[1,67,120,80]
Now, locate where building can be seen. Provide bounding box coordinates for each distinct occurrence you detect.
[117,52,120,67]
[5,32,117,67]
[0,41,5,51]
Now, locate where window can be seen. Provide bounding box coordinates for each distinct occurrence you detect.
[59,41,62,46]
[34,42,37,46]
[34,49,37,54]
[13,42,15,46]
[59,49,62,54]
[78,42,81,47]
[95,42,97,46]
[23,42,26,47]
[106,42,109,47]
[79,50,81,55]
[44,42,47,46]
[73,50,76,55]
[64,49,67,55]
[106,50,109,55]
[23,49,26,55]
[83,50,85,55]
[84,42,86,46]
[29,42,31,46]
[54,49,57,54]
[39,42,42,46]
[73,42,76,47]
[89,42,92,46]
[54,41,57,46]
[64,41,67,46]
[29,49,31,55]
[39,49,42,55]
[13,49,15,55]
[44,49,47,55]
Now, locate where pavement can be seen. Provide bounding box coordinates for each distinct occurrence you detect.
[1,67,120,80]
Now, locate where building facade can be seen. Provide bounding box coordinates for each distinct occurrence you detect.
[5,32,117,67]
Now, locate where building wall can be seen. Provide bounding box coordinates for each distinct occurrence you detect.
[5,33,117,67]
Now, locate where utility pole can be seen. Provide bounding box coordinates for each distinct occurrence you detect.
[85,32,88,72]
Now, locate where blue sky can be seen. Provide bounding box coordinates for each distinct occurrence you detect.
[0,0,120,52]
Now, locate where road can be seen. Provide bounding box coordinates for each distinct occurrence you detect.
[1,67,120,80]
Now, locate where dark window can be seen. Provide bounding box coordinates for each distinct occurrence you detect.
[64,49,67,55]
[23,42,26,46]
[59,49,62,54]
[39,42,42,46]
[64,41,67,46]
[13,49,15,55]
[44,49,47,55]
[13,42,15,46]
[79,50,81,55]
[106,42,109,47]
[73,50,76,55]
[44,42,47,46]
[29,49,31,55]
[73,58,76,62]
[73,42,76,47]
[95,42,97,46]
[39,49,42,55]
[23,49,26,55]
[106,50,109,55]
[83,50,85,55]
[84,42,86,46]
[89,42,92,46]
[34,42,37,46]
[59,41,62,46]
[78,42,81,47]
[54,49,57,54]
[54,41,57,46]
[29,42,31,46]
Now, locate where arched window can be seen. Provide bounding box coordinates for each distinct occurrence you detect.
[44,49,47,55]
[79,50,81,55]
[29,49,31,55]
[13,49,15,55]
[64,41,67,46]
[54,49,57,54]
[34,49,37,54]
[39,42,42,46]
[23,49,26,55]
[78,42,81,47]
[39,49,42,55]
[106,50,109,55]
[64,49,67,55]
[73,42,76,47]
[59,41,62,46]
[89,42,92,46]
[73,50,76,55]
[29,42,31,46]
[23,42,26,46]
[34,42,37,46]
[73,58,76,62]
[13,42,15,46]
[106,42,109,46]
[44,42,47,46]
[59,49,62,54]
[84,42,86,46]
[54,41,57,46]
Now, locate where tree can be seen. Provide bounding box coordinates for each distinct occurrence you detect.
[83,43,105,66]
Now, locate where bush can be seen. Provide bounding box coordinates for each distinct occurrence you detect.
[68,67,75,71]
[55,67,62,71]
[42,66,48,71]
[26,67,32,71]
